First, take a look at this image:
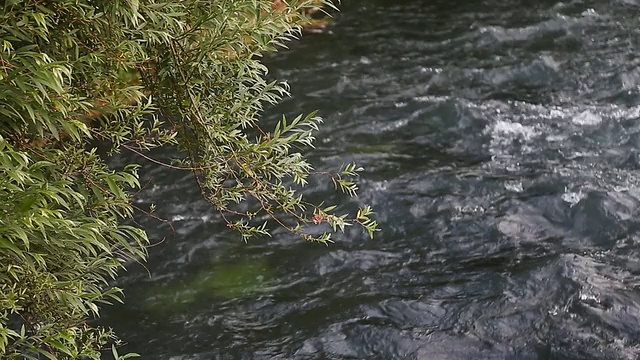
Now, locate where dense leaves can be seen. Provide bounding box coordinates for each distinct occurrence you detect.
[0,0,377,358]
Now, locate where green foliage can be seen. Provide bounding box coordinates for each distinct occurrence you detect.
[0,0,377,358]
[0,137,144,359]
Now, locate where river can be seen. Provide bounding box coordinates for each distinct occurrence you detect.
[102,0,640,358]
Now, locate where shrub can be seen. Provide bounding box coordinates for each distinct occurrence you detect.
[0,0,377,358]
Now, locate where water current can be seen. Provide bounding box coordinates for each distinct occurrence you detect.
[103,0,640,358]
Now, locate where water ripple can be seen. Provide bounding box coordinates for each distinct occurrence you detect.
[102,0,640,358]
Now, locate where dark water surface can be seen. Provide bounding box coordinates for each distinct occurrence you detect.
[103,0,640,358]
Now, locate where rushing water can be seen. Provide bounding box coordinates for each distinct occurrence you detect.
[102,0,640,358]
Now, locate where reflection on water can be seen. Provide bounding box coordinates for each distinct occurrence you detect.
[103,0,640,358]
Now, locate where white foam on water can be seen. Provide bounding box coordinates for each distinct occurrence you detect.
[359,56,372,65]
[581,8,599,17]
[561,190,585,207]
[491,120,538,140]
[546,134,568,142]
[540,55,561,72]
[572,110,603,126]
[504,180,524,193]
[413,95,450,103]
[394,101,408,108]
[486,120,539,157]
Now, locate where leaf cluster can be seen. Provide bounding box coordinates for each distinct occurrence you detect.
[0,0,377,358]
[0,137,145,359]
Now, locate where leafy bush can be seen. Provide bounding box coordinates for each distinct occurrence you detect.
[0,0,377,358]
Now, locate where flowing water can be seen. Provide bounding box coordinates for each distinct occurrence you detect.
[103,0,640,358]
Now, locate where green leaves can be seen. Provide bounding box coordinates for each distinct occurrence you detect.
[0,136,147,358]
[162,1,378,242]
[0,0,378,359]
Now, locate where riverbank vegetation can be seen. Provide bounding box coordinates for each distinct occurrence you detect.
[0,0,377,358]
